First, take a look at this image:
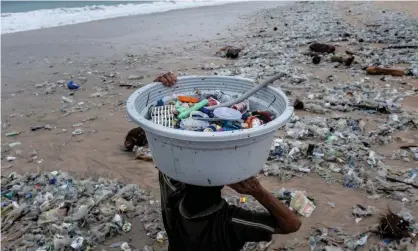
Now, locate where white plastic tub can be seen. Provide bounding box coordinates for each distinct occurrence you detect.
[126,76,293,186]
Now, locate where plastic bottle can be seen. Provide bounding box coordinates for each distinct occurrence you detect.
[6,132,20,137]
[178,99,209,119]
[180,118,209,131]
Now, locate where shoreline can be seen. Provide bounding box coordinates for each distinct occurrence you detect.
[1,2,284,74]
[1,1,252,35]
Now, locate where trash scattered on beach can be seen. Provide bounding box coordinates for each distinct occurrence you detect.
[352,204,378,217]
[330,55,354,66]
[1,171,155,250]
[5,132,20,137]
[366,66,406,76]
[290,190,316,217]
[378,209,414,240]
[312,56,321,65]
[124,127,148,152]
[61,96,74,103]
[128,75,144,80]
[8,141,21,148]
[309,43,335,53]
[134,146,153,161]
[72,128,84,136]
[3,2,418,251]
[216,46,243,59]
[6,156,16,161]
[67,80,80,90]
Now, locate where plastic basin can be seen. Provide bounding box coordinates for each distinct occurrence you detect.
[126,76,293,186]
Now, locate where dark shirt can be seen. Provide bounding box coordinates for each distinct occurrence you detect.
[158,172,277,251]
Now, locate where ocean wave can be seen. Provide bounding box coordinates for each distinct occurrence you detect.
[1,0,244,34]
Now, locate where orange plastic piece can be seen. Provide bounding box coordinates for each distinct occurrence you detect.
[178,96,200,103]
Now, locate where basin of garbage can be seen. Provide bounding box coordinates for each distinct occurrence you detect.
[126,76,293,186]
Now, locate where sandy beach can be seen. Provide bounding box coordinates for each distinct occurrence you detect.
[1,1,418,251]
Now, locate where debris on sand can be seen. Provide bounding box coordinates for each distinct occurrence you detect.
[366,66,406,77]
[134,146,153,161]
[128,75,144,81]
[309,43,336,53]
[312,56,321,65]
[124,127,148,152]
[378,209,413,240]
[352,204,378,217]
[216,46,242,59]
[0,171,154,250]
[330,55,354,66]
[293,98,304,110]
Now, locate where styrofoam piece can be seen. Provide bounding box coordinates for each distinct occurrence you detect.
[127,76,293,186]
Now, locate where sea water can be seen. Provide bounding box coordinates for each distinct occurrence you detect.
[1,0,244,34]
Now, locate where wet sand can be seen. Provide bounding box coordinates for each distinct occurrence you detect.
[1,1,417,251]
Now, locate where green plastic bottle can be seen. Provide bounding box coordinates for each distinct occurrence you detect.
[178,99,209,119]
[175,101,186,114]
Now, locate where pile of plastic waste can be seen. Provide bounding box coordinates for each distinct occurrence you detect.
[306,210,418,251]
[1,171,158,251]
[262,113,418,199]
[206,1,418,202]
[149,93,276,132]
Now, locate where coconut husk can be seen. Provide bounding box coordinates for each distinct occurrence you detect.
[124,127,148,152]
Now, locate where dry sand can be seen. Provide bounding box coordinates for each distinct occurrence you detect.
[1,1,417,250]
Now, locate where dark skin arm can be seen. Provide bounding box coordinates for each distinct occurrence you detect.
[229,177,301,234]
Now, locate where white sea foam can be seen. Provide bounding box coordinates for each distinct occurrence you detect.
[1,0,246,34]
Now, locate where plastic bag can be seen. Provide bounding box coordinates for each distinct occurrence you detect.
[290,191,316,217]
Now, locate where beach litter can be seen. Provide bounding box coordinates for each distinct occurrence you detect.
[134,146,153,161]
[216,46,242,59]
[1,171,156,250]
[124,127,148,152]
[67,80,80,90]
[72,128,84,136]
[352,204,378,217]
[8,142,21,148]
[5,132,20,137]
[312,56,321,65]
[309,43,336,53]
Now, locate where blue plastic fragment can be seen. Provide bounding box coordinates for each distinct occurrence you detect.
[49,177,57,185]
[67,80,80,90]
[156,98,164,107]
